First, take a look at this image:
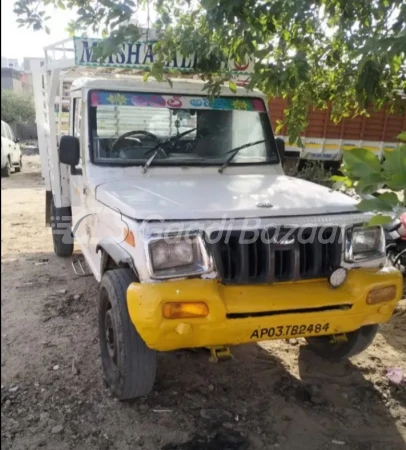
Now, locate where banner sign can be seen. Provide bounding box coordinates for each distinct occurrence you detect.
[73,37,254,80]
[90,91,266,112]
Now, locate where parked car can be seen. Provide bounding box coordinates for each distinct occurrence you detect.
[1,120,22,177]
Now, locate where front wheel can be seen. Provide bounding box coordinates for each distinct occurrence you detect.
[305,325,379,362]
[98,269,157,400]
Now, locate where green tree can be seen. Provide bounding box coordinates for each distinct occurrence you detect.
[332,132,406,224]
[13,0,406,144]
[1,90,36,125]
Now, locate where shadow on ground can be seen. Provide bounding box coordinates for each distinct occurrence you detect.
[379,298,406,355]
[1,258,405,448]
[152,343,406,450]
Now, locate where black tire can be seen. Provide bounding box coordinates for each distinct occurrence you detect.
[50,199,74,257]
[98,269,157,400]
[1,159,11,177]
[305,325,379,362]
[14,157,22,173]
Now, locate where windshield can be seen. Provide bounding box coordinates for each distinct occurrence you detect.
[89,91,279,166]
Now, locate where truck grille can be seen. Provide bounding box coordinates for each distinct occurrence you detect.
[208,227,342,284]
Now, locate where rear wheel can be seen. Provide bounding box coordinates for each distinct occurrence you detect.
[1,159,11,177]
[50,199,74,257]
[98,269,157,400]
[14,156,22,173]
[305,325,379,361]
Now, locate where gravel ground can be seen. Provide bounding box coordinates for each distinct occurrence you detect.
[1,155,406,450]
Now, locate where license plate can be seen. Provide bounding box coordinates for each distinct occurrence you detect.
[250,323,330,340]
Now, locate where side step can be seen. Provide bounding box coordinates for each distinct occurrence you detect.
[72,255,92,277]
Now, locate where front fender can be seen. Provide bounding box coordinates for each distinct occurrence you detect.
[96,236,136,276]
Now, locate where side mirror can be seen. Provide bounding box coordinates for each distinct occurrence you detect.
[275,137,285,163]
[14,137,19,144]
[59,135,80,167]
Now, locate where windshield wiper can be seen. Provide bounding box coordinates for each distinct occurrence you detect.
[141,149,163,173]
[218,140,266,173]
[141,127,197,173]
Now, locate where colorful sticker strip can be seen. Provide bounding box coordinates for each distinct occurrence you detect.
[90,91,266,112]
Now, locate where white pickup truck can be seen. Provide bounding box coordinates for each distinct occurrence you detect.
[33,38,403,400]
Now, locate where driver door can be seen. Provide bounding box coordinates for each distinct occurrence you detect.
[69,96,87,246]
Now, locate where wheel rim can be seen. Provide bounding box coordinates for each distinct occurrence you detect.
[105,308,118,365]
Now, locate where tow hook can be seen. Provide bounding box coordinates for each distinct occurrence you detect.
[330,333,348,344]
[208,345,232,363]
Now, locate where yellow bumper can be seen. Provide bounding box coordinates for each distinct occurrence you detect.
[126,267,403,351]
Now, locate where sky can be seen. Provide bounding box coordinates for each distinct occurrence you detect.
[1,0,78,60]
[1,0,152,61]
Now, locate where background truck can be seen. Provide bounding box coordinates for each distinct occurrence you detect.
[32,38,403,400]
[270,96,406,168]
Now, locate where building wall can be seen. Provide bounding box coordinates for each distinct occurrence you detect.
[1,76,23,92]
[23,57,45,72]
[21,72,33,93]
[1,57,22,71]
[13,78,23,92]
[1,69,23,92]
[1,75,14,90]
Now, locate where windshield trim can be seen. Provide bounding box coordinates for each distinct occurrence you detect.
[87,89,280,167]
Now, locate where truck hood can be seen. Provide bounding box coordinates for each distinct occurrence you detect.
[95,173,357,221]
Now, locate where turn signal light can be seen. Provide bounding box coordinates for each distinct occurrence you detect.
[367,286,397,305]
[124,230,135,247]
[163,302,209,319]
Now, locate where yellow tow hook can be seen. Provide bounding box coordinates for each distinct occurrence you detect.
[208,345,232,363]
[330,333,348,344]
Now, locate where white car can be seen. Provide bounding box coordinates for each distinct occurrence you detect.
[1,120,22,177]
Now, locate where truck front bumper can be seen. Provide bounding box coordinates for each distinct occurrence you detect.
[126,267,403,351]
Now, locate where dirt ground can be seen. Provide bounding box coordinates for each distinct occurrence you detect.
[1,155,406,450]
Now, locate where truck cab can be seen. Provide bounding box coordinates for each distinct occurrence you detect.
[33,39,403,400]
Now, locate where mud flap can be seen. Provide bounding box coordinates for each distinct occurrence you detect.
[45,191,52,226]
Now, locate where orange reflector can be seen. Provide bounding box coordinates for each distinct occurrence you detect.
[367,286,397,305]
[124,230,135,247]
[163,302,209,319]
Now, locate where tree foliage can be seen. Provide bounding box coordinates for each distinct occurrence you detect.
[1,90,36,125]
[13,0,406,143]
[332,132,406,225]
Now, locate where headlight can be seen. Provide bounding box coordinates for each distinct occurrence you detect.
[345,226,385,262]
[146,234,211,279]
